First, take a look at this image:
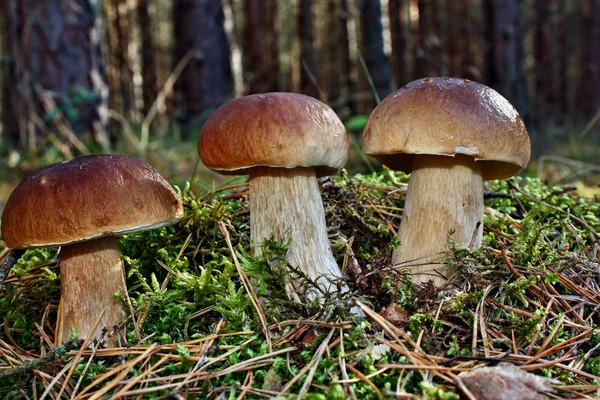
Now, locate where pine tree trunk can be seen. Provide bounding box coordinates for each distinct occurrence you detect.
[243,0,267,93]
[359,0,393,108]
[430,0,446,75]
[137,0,158,114]
[389,0,409,87]
[514,2,528,122]
[0,4,18,148]
[580,0,600,117]
[534,0,551,124]
[556,0,568,120]
[298,0,319,98]
[339,0,353,112]
[415,0,430,76]
[325,0,338,103]
[242,0,278,94]
[483,0,527,118]
[445,0,459,76]
[264,0,279,93]
[3,0,110,152]
[111,0,134,118]
[460,0,476,80]
[325,0,352,112]
[173,0,231,131]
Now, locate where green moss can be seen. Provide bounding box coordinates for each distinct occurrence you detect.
[1,172,599,398]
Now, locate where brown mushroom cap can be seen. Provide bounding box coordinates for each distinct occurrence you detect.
[198,92,349,176]
[363,77,531,180]
[1,154,184,248]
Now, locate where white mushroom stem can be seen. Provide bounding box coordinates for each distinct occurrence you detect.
[60,236,126,345]
[394,155,484,286]
[249,166,348,303]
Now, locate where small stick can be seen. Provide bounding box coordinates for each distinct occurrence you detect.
[0,249,25,290]
[438,352,522,366]
[346,363,383,398]
[0,340,80,379]
[483,192,513,199]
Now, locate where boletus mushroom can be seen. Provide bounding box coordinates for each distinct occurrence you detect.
[198,92,351,304]
[1,155,183,344]
[363,77,531,286]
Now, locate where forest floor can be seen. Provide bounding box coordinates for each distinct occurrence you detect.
[0,161,599,399]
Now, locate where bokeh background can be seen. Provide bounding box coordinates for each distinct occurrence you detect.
[0,0,599,202]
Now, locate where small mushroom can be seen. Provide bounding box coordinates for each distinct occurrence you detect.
[198,92,350,304]
[363,77,530,285]
[1,155,183,344]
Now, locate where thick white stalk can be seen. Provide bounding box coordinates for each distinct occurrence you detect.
[393,155,483,286]
[60,236,126,345]
[249,166,347,303]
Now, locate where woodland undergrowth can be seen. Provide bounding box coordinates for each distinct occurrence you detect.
[0,169,599,399]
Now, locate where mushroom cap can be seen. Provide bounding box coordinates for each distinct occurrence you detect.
[1,154,184,248]
[198,92,349,176]
[363,77,531,180]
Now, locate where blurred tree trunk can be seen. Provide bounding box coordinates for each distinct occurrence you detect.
[533,0,551,124]
[137,0,158,114]
[102,1,118,116]
[460,0,477,80]
[359,0,393,109]
[445,0,459,76]
[265,0,279,93]
[430,0,445,75]
[0,5,18,147]
[415,0,445,76]
[555,0,568,119]
[173,0,231,132]
[3,0,110,152]
[514,3,527,121]
[298,0,319,98]
[389,0,409,87]
[338,0,353,113]
[111,0,134,118]
[325,0,339,103]
[325,0,352,113]
[243,0,277,93]
[580,0,600,117]
[483,0,527,119]
[414,0,427,76]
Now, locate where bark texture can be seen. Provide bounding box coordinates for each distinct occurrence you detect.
[359,0,393,106]
[459,0,478,80]
[298,0,319,98]
[173,0,231,129]
[137,0,158,114]
[483,0,527,119]
[110,0,134,117]
[389,0,409,87]
[533,0,552,124]
[325,0,352,110]
[242,0,278,93]
[415,0,444,77]
[249,167,348,303]
[393,155,483,286]
[3,0,109,151]
[580,0,600,117]
[60,236,126,345]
